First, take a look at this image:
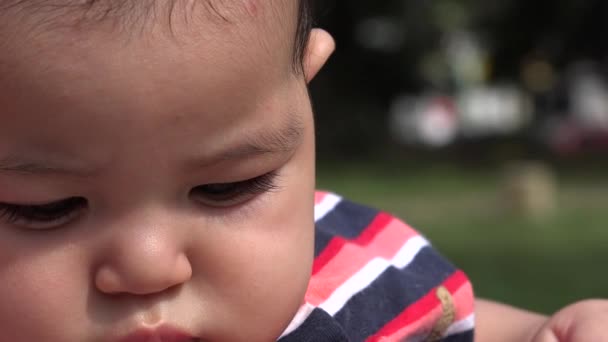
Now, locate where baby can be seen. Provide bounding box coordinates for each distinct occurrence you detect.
[0,0,606,341]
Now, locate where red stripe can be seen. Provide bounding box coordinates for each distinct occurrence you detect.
[366,270,471,341]
[311,212,394,275]
[355,212,395,245]
[312,239,346,275]
[314,191,328,205]
[306,214,419,306]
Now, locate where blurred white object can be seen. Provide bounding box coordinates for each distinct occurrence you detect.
[538,62,608,155]
[457,85,531,137]
[569,66,608,130]
[390,94,458,147]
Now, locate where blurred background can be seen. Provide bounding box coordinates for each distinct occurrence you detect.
[310,0,608,314]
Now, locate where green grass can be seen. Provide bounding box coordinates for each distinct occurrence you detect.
[317,161,608,314]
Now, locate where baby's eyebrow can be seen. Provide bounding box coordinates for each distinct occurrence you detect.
[0,114,306,177]
[0,154,99,177]
[233,114,304,157]
[186,113,306,168]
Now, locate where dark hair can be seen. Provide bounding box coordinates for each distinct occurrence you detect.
[294,0,314,73]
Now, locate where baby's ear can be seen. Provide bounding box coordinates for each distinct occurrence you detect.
[304,28,335,83]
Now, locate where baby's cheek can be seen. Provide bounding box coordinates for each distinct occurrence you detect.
[186,209,313,340]
[0,242,89,340]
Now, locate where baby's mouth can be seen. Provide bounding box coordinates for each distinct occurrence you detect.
[116,325,201,342]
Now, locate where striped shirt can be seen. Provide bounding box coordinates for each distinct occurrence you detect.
[279,192,475,342]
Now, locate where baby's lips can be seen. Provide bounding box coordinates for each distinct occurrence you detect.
[116,324,201,342]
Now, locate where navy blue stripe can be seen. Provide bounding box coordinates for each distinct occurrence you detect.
[278,309,349,342]
[332,246,457,341]
[443,330,474,342]
[314,199,379,257]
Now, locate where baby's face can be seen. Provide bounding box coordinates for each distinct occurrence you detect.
[0,1,331,341]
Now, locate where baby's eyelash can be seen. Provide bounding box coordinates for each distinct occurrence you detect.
[0,197,87,229]
[232,171,280,194]
[0,173,280,228]
[191,171,280,206]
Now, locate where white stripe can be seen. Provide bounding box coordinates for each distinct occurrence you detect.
[314,193,342,222]
[444,314,475,337]
[278,303,316,339]
[320,235,429,316]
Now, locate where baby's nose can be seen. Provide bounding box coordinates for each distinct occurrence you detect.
[93,217,193,296]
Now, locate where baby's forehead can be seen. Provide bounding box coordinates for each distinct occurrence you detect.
[0,0,301,75]
[0,0,297,38]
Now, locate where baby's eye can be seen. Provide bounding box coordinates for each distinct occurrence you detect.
[0,197,87,230]
[190,171,279,208]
